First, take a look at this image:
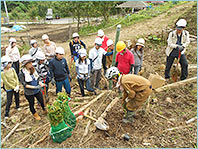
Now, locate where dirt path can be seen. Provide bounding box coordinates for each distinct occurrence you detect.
[56,1,194,54]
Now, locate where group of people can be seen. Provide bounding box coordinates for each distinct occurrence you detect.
[1,19,190,123]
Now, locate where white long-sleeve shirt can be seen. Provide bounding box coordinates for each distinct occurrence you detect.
[5,46,20,62]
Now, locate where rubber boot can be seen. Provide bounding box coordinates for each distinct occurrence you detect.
[122,110,135,124]
[33,113,41,120]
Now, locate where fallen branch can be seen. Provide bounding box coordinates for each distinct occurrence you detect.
[10,122,50,148]
[80,111,92,143]
[186,116,197,124]
[164,124,193,132]
[1,115,30,146]
[74,91,108,116]
[95,90,114,114]
[73,96,92,101]
[100,97,119,118]
[150,111,174,125]
[16,127,32,132]
[1,123,20,145]
[155,77,197,92]
[189,34,197,39]
[188,64,197,69]
[28,133,49,148]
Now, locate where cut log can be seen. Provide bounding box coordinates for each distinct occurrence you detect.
[155,77,197,92]
[1,123,20,145]
[100,97,119,118]
[74,91,108,116]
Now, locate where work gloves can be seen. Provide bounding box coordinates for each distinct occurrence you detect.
[14,85,19,93]
[177,45,184,52]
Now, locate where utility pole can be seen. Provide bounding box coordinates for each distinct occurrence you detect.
[4,0,9,24]
[109,24,121,89]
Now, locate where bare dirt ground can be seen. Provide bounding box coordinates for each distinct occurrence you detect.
[1,1,197,148]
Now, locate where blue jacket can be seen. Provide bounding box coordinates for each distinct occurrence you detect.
[49,57,70,81]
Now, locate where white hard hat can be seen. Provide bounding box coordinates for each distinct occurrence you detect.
[1,56,12,70]
[107,39,114,47]
[55,47,65,55]
[78,48,87,57]
[136,38,145,47]
[36,51,46,60]
[72,32,79,38]
[176,19,187,28]
[105,67,120,80]
[20,54,34,66]
[9,38,16,43]
[98,29,104,37]
[42,34,49,40]
[95,37,103,46]
[30,40,37,46]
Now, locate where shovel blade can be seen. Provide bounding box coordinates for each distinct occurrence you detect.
[94,117,109,131]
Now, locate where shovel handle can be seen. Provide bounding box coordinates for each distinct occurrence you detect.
[84,114,97,121]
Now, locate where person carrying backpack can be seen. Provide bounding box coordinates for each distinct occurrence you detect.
[69,32,86,62]
[1,56,20,121]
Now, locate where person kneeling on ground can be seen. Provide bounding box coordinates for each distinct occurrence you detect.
[19,55,47,121]
[49,47,72,96]
[76,48,96,97]
[1,56,20,121]
[105,67,152,123]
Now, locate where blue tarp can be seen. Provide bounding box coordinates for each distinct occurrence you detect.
[11,25,23,31]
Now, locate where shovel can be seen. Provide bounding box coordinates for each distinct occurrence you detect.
[172,51,181,82]
[78,111,109,131]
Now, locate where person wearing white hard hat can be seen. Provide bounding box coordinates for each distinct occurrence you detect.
[35,51,50,100]
[89,37,113,89]
[18,55,47,121]
[76,48,96,97]
[97,29,109,75]
[29,39,43,67]
[42,34,57,61]
[69,32,86,62]
[5,38,20,76]
[49,47,71,95]
[131,38,145,75]
[105,66,152,123]
[165,19,190,80]
[1,56,20,121]
[106,39,114,68]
